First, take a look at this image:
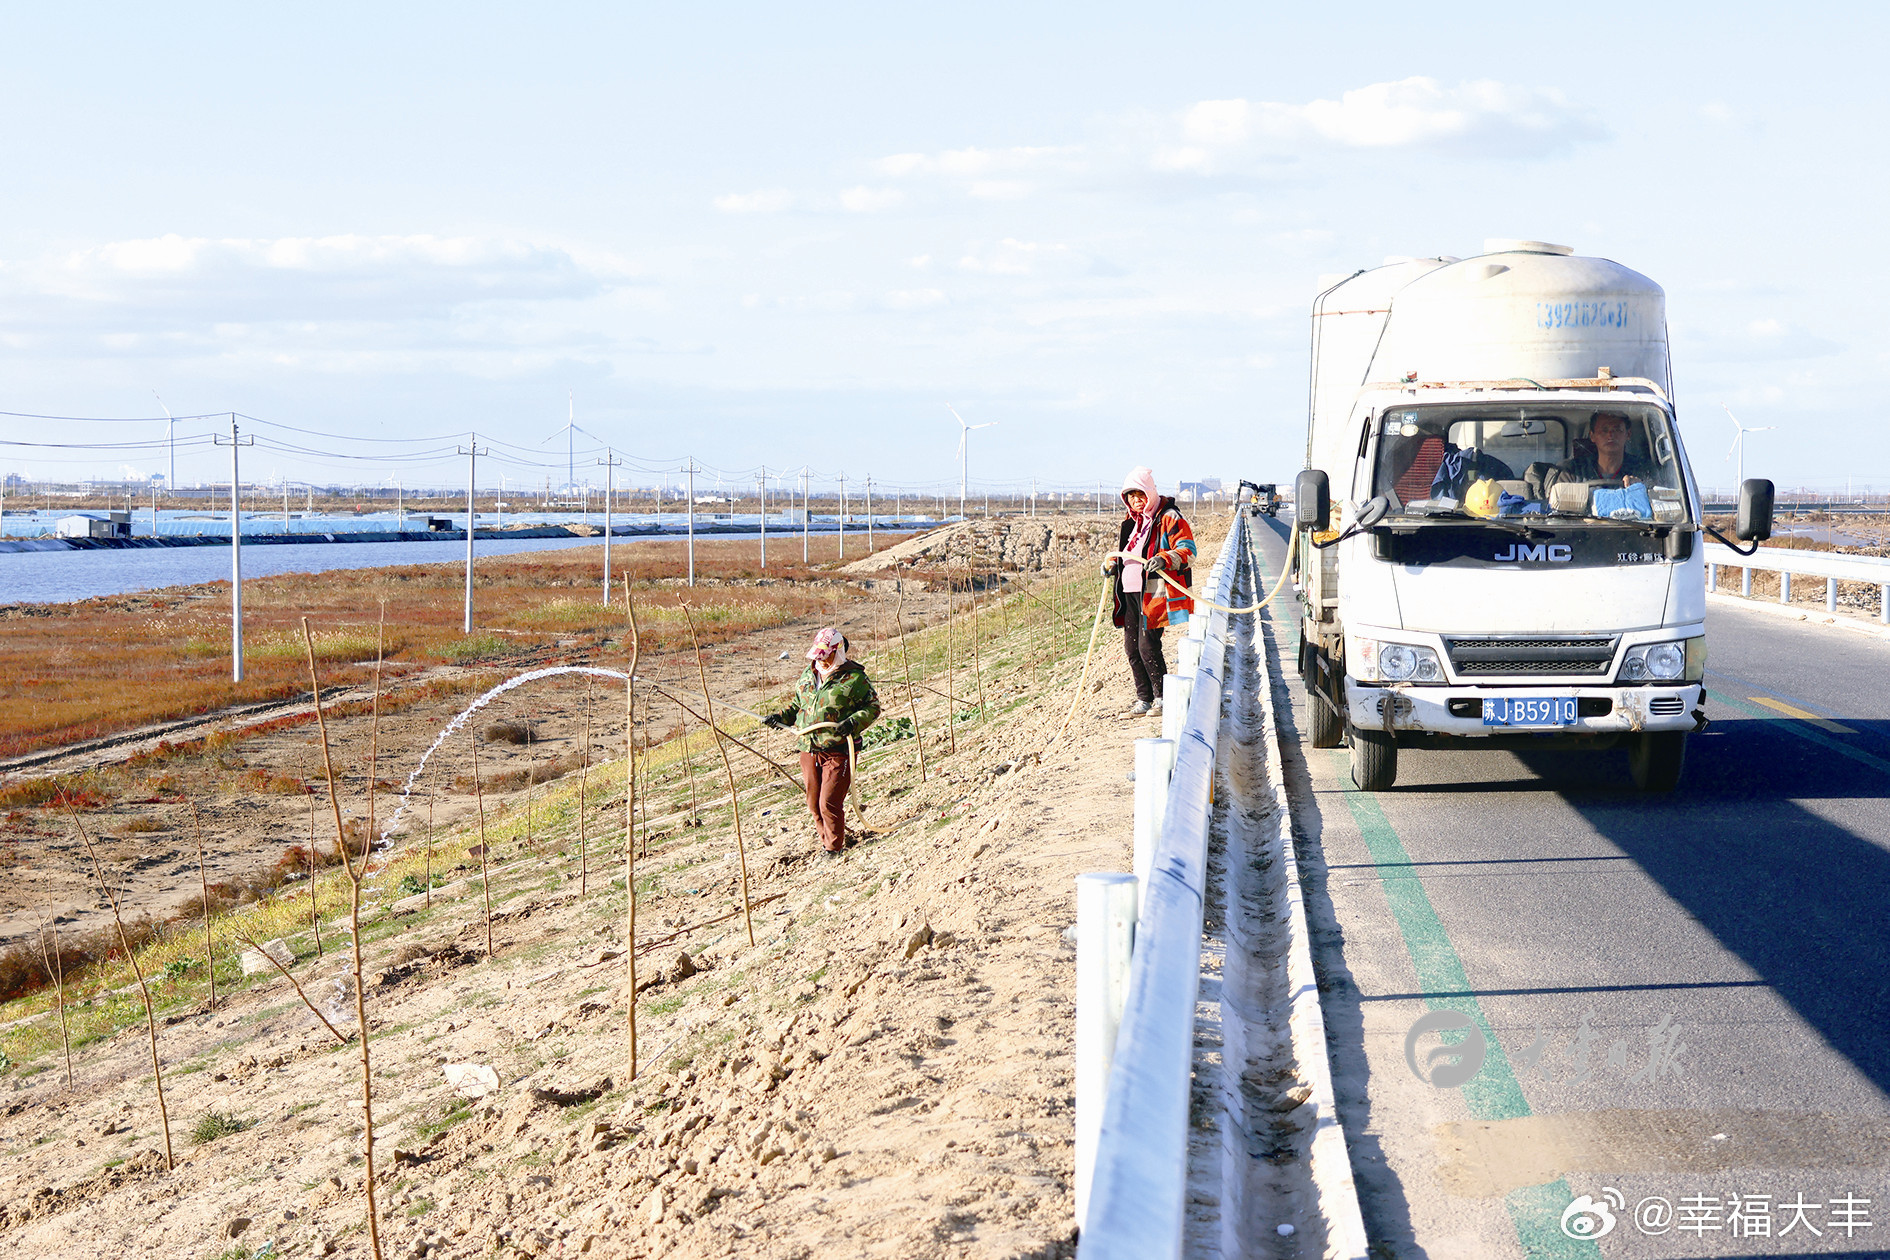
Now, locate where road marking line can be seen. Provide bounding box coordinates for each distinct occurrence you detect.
[1745,695,1856,734]
[1333,754,1597,1258]
[1709,689,1890,777]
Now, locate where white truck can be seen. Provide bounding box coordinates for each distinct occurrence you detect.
[1294,239,1775,791]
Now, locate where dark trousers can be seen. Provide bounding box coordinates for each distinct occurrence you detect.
[800,749,851,851]
[1122,595,1167,704]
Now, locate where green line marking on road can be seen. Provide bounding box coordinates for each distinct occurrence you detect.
[1334,761,1598,1257]
[1707,688,1890,777]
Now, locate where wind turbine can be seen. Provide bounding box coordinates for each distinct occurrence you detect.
[542,390,600,502]
[1723,404,1774,489]
[945,404,996,519]
[153,391,173,493]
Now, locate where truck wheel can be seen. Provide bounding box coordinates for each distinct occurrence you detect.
[1309,691,1345,749]
[1629,732,1687,792]
[1349,728,1398,791]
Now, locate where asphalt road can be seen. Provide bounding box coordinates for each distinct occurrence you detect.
[1250,514,1890,1259]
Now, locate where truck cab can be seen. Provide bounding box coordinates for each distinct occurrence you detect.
[1294,242,1773,791]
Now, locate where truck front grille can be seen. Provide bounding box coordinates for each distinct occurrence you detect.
[1444,636,1617,678]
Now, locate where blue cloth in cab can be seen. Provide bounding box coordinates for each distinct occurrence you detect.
[1592,483,1652,519]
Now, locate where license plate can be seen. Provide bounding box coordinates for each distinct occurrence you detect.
[1482,697,1577,727]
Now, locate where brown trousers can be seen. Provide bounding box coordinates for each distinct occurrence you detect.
[800,749,851,851]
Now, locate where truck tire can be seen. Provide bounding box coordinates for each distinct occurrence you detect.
[1349,728,1397,791]
[1629,732,1687,792]
[1309,690,1345,749]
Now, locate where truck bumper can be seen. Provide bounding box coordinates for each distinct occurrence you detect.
[1343,680,1704,737]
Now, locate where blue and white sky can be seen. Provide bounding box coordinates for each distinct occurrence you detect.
[2,3,1884,496]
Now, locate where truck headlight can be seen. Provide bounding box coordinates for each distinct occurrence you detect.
[1620,641,1690,682]
[1357,638,1443,682]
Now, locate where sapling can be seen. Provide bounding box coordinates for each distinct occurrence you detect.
[31,907,73,1089]
[232,929,349,1046]
[579,677,593,897]
[469,734,494,961]
[305,789,322,956]
[61,797,172,1170]
[622,574,641,1078]
[893,579,928,782]
[682,604,755,947]
[299,616,386,1260]
[187,800,216,1010]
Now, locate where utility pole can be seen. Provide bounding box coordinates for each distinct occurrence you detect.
[459,434,490,633]
[802,466,811,564]
[598,448,623,602]
[757,465,767,572]
[684,457,698,587]
[838,472,846,560]
[396,479,403,530]
[213,414,254,683]
[866,476,874,552]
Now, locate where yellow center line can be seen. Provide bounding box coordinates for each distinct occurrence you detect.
[1746,695,1857,734]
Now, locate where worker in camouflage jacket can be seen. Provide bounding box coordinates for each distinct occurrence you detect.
[762,627,881,854]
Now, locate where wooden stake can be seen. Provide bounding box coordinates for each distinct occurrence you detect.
[187,800,216,1011]
[425,792,434,910]
[682,604,755,947]
[61,799,172,1170]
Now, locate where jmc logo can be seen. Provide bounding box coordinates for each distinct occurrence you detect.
[1493,543,1573,563]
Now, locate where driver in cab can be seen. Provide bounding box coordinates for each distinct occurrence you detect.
[1545,410,1654,490]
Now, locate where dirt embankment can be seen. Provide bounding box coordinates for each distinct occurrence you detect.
[0,528,1206,1259]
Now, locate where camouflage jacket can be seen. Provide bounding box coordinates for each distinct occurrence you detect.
[765,660,881,753]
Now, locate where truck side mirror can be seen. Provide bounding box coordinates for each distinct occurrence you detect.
[1736,479,1774,541]
[1296,470,1330,532]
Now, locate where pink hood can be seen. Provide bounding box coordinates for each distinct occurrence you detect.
[1120,466,1160,514]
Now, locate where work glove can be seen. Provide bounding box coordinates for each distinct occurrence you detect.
[1144,553,1168,575]
[1100,557,1121,578]
[761,714,790,731]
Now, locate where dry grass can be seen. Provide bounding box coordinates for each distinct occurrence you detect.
[0,534,903,760]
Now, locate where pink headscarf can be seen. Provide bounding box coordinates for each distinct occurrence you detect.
[1120,466,1160,520]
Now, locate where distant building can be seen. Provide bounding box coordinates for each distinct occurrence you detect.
[56,512,131,540]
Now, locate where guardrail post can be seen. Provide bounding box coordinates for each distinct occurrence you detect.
[1742,565,1752,597]
[1177,636,1204,677]
[1826,576,1837,613]
[1882,583,1889,626]
[1707,562,1717,593]
[1132,737,1177,910]
[1781,570,1791,605]
[1074,871,1138,1226]
[1161,672,1194,743]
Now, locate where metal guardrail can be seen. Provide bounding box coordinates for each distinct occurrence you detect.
[1705,542,1890,623]
[1078,517,1242,1258]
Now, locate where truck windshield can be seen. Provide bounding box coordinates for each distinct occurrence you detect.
[1370,402,1691,525]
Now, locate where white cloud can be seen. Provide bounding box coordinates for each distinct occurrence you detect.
[883,288,947,310]
[1156,77,1605,171]
[876,145,1077,178]
[713,189,795,214]
[956,238,1074,276]
[838,186,904,213]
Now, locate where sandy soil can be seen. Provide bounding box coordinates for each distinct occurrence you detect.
[0,555,1162,1259]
